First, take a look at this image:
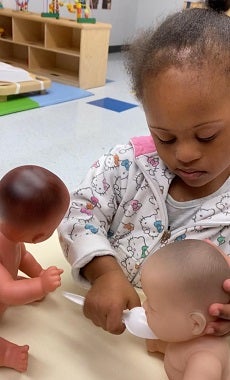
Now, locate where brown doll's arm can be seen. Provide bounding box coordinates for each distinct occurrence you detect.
[0,262,63,305]
[19,243,44,278]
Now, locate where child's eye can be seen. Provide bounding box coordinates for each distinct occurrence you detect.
[197,134,217,142]
[157,137,176,144]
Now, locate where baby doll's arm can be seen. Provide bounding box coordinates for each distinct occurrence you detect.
[81,255,141,334]
[182,351,222,380]
[0,262,63,305]
[19,243,43,278]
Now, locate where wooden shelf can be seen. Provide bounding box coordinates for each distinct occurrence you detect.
[0,9,111,89]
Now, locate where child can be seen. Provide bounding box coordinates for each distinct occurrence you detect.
[58,0,230,338]
[0,165,70,372]
[141,239,230,380]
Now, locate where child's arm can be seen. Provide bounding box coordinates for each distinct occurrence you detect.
[19,243,44,277]
[182,351,222,380]
[81,255,141,334]
[0,262,63,305]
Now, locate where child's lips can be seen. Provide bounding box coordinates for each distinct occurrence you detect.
[176,168,206,179]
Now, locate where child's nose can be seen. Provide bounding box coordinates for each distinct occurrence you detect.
[175,141,201,163]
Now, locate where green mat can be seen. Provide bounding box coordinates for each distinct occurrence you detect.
[0,82,93,116]
[0,97,39,116]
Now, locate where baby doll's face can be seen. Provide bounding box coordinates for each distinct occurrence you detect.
[142,66,230,199]
[141,264,196,342]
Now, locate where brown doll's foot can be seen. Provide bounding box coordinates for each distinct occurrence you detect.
[0,337,29,372]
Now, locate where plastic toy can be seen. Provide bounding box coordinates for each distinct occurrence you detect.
[63,0,96,23]
[142,240,230,379]
[15,0,29,11]
[41,0,60,18]
[0,165,70,372]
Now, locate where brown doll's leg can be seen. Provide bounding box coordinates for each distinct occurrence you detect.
[0,337,29,372]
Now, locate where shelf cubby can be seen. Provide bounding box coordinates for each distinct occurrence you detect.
[0,8,111,89]
[29,47,79,85]
[0,40,28,67]
[45,23,80,54]
[13,18,45,46]
[0,14,12,39]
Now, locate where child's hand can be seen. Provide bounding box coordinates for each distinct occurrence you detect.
[83,269,141,334]
[205,279,230,336]
[203,241,230,336]
[40,266,63,294]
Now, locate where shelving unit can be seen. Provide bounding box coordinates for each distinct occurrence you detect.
[0,9,111,89]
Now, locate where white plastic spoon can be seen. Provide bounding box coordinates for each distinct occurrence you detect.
[62,291,157,339]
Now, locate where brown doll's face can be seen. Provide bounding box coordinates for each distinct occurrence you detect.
[0,210,64,243]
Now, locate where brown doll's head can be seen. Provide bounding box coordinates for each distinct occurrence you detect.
[0,165,70,243]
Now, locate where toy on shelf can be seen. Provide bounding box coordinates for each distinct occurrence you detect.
[15,0,29,11]
[0,2,3,9]
[41,0,60,18]
[64,0,96,23]
[0,165,70,372]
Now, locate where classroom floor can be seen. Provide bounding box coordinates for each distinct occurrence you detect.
[0,52,149,191]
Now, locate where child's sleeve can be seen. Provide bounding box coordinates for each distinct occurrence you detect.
[58,142,134,287]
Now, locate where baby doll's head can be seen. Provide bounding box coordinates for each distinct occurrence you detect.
[0,165,70,243]
[141,240,230,343]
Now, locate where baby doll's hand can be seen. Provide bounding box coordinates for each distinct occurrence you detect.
[40,266,63,294]
[205,279,230,336]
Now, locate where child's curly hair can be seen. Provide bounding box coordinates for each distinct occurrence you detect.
[124,0,230,101]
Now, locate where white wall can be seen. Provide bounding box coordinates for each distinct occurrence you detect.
[2,0,184,45]
[136,0,184,30]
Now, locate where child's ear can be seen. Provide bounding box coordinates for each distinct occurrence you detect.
[189,312,206,335]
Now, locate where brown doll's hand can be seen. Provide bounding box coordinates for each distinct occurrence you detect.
[40,266,63,294]
[205,279,230,336]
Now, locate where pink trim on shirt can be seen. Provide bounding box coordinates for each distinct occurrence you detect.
[130,136,156,157]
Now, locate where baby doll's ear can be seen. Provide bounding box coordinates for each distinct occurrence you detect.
[189,312,206,336]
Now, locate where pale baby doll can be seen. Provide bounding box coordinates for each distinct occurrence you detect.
[0,165,70,372]
[141,240,230,380]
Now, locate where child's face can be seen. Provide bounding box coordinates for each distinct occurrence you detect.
[142,66,230,197]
